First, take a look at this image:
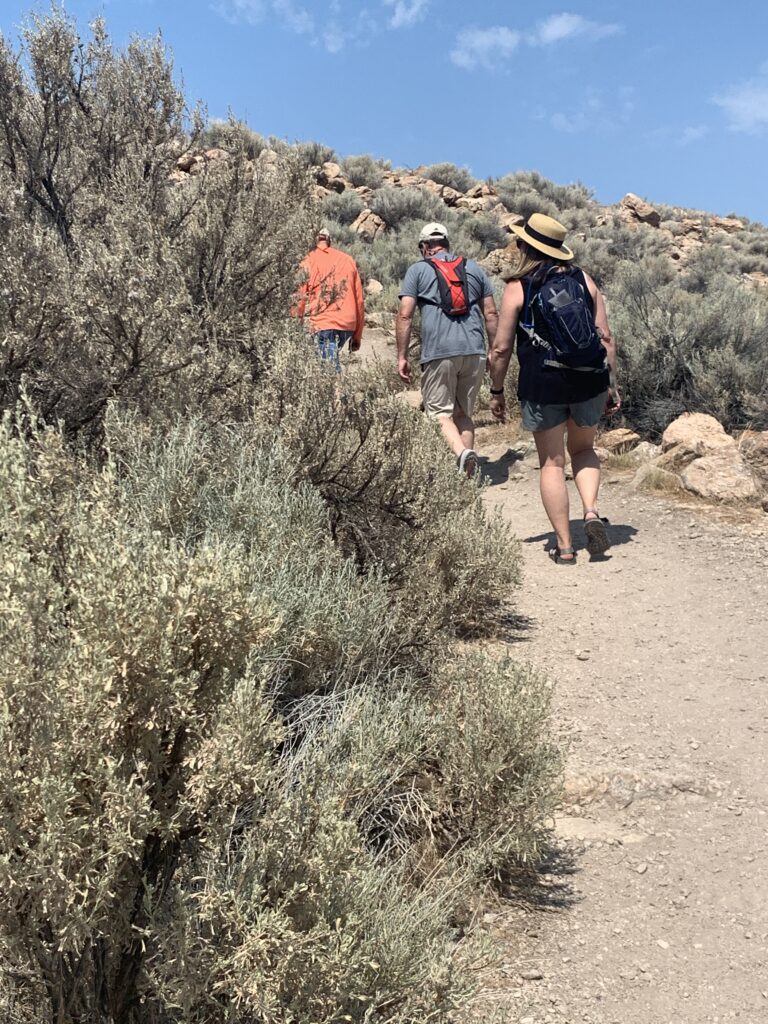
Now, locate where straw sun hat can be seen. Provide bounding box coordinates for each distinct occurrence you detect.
[510,213,574,261]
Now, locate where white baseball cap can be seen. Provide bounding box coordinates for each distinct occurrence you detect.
[418,222,449,243]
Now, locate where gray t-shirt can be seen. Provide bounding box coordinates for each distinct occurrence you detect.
[399,252,494,364]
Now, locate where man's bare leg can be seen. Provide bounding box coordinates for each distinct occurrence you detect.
[437,405,474,458]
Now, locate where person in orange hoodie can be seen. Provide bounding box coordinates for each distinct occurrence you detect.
[293,228,365,371]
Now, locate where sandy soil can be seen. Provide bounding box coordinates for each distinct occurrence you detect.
[357,328,768,1024]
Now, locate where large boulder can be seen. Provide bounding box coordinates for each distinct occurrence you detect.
[738,430,768,489]
[661,413,736,456]
[680,449,759,502]
[620,192,661,228]
[351,209,386,241]
[318,161,348,192]
[365,278,384,297]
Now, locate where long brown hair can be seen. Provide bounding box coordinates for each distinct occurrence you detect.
[504,240,569,282]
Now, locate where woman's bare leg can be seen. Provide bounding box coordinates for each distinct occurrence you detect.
[533,422,572,556]
[566,419,601,516]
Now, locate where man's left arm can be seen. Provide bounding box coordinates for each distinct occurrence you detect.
[351,263,365,351]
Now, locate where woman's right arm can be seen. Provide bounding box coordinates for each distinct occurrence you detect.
[585,273,621,410]
[488,280,523,422]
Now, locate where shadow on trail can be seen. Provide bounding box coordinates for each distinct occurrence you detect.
[477,448,525,487]
[501,843,581,912]
[523,520,639,560]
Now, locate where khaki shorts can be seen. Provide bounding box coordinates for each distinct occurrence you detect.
[421,354,485,419]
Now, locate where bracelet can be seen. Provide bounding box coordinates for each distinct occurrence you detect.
[489,386,504,395]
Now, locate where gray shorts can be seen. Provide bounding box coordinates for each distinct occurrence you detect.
[520,391,608,432]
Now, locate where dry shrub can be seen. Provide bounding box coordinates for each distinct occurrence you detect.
[0,12,315,438]
[0,408,558,1024]
[256,332,521,639]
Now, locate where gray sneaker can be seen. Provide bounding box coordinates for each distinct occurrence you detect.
[458,448,478,478]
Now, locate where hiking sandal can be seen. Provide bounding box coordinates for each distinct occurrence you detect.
[549,546,577,565]
[584,510,611,556]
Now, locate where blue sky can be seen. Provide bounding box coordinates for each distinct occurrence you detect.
[3,1,768,223]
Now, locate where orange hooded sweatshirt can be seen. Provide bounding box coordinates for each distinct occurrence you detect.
[293,242,365,342]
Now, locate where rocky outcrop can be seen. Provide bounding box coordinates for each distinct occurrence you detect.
[620,192,661,228]
[680,450,759,502]
[738,430,768,489]
[634,413,761,504]
[351,209,386,241]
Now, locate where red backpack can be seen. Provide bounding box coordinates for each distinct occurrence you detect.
[424,257,471,317]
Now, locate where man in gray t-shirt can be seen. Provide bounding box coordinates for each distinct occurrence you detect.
[396,222,498,476]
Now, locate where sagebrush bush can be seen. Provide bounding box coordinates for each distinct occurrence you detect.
[0,11,315,439]
[342,153,389,189]
[256,333,521,637]
[609,257,768,434]
[369,185,446,228]
[322,188,365,225]
[0,406,559,1024]
[423,162,477,193]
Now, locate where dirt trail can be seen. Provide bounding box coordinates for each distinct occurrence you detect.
[474,429,768,1024]
[356,330,768,1024]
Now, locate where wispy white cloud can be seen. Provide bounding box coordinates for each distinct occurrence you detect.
[450,27,521,71]
[451,11,622,73]
[547,86,634,134]
[528,12,621,46]
[212,0,268,27]
[383,0,429,29]
[211,0,382,50]
[714,68,768,134]
[272,0,313,35]
[678,125,709,146]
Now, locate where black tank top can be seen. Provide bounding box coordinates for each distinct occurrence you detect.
[515,266,609,405]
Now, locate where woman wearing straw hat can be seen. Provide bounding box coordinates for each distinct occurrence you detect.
[488,213,620,564]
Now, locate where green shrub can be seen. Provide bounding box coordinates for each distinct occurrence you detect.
[342,153,389,189]
[369,185,446,229]
[322,188,365,225]
[423,162,477,193]
[0,10,315,439]
[296,139,337,167]
[609,258,768,435]
[0,407,558,1024]
[200,119,268,159]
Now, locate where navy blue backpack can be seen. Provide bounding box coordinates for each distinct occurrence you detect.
[521,267,606,372]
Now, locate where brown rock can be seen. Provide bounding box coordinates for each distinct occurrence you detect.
[744,271,768,290]
[496,210,525,232]
[711,216,744,234]
[351,209,386,241]
[480,243,518,277]
[681,449,759,502]
[599,427,641,453]
[456,195,496,213]
[620,192,661,228]
[661,413,736,456]
[204,147,230,162]
[318,161,349,192]
[738,430,768,488]
[465,182,496,199]
[365,278,384,296]
[176,151,199,172]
